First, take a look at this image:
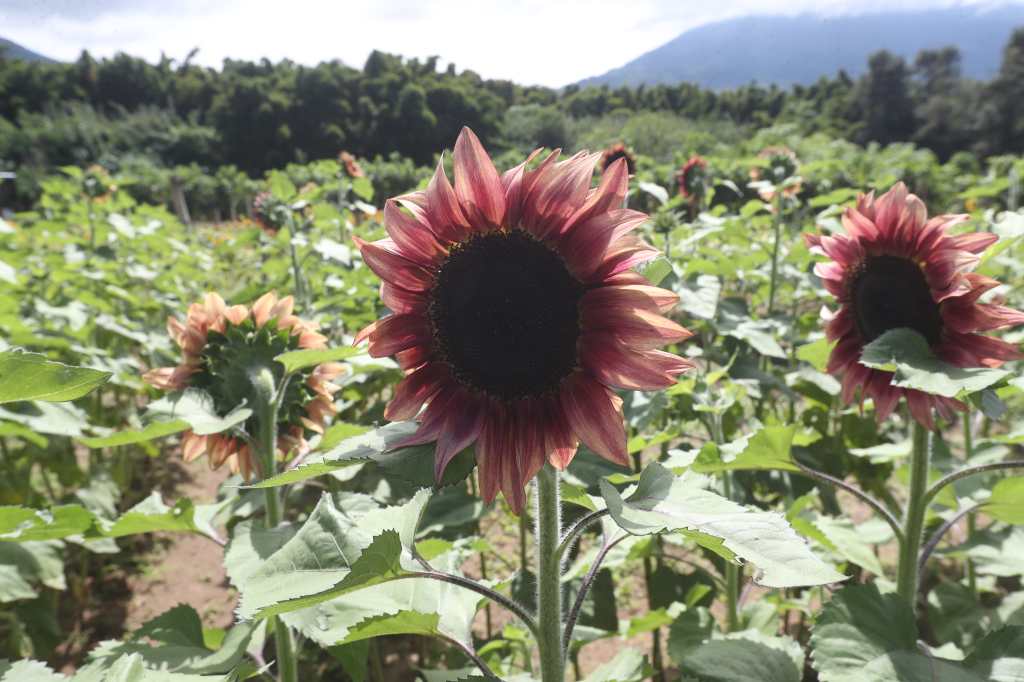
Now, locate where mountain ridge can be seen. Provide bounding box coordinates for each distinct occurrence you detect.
[577,5,1024,90]
[0,37,56,63]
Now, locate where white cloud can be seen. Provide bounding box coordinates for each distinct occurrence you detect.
[0,0,1013,86]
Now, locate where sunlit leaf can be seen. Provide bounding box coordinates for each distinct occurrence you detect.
[860,329,1008,398]
[600,464,845,587]
[0,351,111,404]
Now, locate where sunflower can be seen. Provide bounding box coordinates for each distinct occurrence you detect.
[143,292,345,479]
[600,142,637,176]
[251,191,281,236]
[677,155,708,201]
[339,151,366,179]
[354,128,693,512]
[805,183,1024,428]
[750,146,801,202]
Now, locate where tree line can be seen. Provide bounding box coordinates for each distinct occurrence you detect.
[1,28,1022,182]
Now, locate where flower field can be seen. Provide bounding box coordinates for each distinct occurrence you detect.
[1,129,1024,682]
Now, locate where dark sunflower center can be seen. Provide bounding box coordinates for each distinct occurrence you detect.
[851,255,943,345]
[429,229,583,400]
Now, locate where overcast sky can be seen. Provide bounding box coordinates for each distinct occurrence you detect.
[0,0,1015,86]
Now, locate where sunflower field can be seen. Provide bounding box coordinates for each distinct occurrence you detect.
[1,128,1024,682]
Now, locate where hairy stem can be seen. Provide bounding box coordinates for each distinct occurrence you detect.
[256,376,298,682]
[792,462,904,544]
[918,505,976,580]
[563,533,628,653]
[766,192,783,315]
[713,415,741,632]
[962,410,978,595]
[897,422,930,608]
[535,465,564,682]
[399,572,537,637]
[923,460,1024,511]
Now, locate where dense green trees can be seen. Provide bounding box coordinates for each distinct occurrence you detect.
[1,28,1023,199]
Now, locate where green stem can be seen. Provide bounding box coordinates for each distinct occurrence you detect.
[766,193,783,315]
[535,465,564,682]
[962,410,978,596]
[897,422,930,608]
[713,416,741,632]
[255,373,298,682]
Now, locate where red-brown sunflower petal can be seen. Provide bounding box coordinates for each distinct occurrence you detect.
[561,209,650,280]
[434,389,486,484]
[384,199,447,265]
[355,237,436,292]
[563,157,630,235]
[560,373,629,467]
[381,282,428,315]
[425,155,472,244]
[453,127,505,229]
[354,313,431,358]
[582,303,692,349]
[580,333,694,390]
[389,384,460,450]
[385,362,450,421]
[582,284,679,315]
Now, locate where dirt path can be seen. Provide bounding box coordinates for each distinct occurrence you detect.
[124,462,235,632]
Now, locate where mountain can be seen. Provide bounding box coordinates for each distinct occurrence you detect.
[0,37,57,63]
[578,5,1024,90]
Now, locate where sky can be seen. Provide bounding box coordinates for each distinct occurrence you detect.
[0,0,1014,86]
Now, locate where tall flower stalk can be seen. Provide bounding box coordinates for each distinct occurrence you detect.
[535,466,564,682]
[353,128,692,679]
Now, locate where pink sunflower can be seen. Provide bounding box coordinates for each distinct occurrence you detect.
[677,155,708,201]
[599,142,637,176]
[805,183,1024,428]
[354,128,693,512]
[144,292,345,479]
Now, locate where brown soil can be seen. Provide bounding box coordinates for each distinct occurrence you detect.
[123,461,236,631]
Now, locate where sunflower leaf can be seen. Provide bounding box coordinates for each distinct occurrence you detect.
[600,463,845,587]
[859,328,1008,399]
[0,505,95,542]
[691,424,800,473]
[982,477,1024,524]
[145,389,251,436]
[248,422,475,490]
[78,420,190,449]
[0,350,111,404]
[282,549,481,650]
[235,490,429,620]
[274,346,361,374]
[810,584,1019,682]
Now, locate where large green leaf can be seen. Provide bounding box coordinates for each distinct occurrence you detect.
[676,631,804,682]
[146,389,251,437]
[0,541,65,596]
[72,653,231,681]
[0,505,94,541]
[860,328,1008,398]
[810,584,1020,682]
[600,463,845,588]
[91,493,202,539]
[0,660,65,682]
[85,605,255,675]
[78,420,189,449]
[274,346,360,374]
[283,551,481,649]
[983,477,1024,524]
[691,425,799,473]
[236,490,429,619]
[580,648,649,682]
[250,422,474,490]
[0,350,111,403]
